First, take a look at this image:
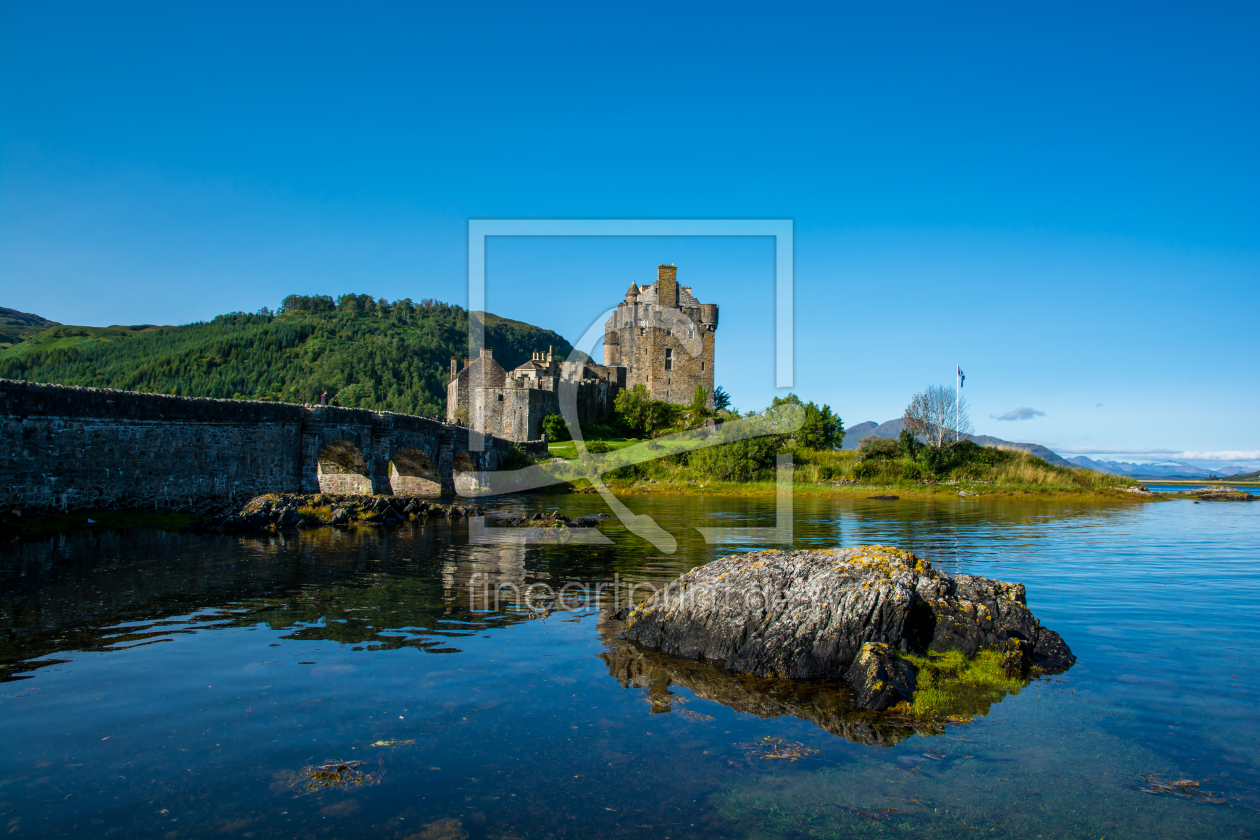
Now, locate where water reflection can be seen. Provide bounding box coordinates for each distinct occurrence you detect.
[1,495,1258,840]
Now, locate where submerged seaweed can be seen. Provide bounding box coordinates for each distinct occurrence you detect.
[289,758,383,793]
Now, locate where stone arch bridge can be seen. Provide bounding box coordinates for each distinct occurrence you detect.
[1,379,522,512]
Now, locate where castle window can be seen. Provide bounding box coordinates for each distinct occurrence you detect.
[497,394,503,401]
[640,327,646,336]
[701,362,704,371]
[664,348,672,370]
[666,329,671,336]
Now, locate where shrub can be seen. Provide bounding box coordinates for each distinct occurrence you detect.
[687,437,780,482]
[851,460,880,480]
[503,444,534,470]
[585,440,611,453]
[614,384,678,435]
[816,465,833,481]
[899,460,925,480]
[898,428,922,461]
[542,413,570,442]
[581,420,625,439]
[858,436,901,461]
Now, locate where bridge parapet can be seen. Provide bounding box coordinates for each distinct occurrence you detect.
[0,379,514,511]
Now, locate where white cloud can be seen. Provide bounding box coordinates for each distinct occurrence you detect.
[992,407,1045,421]
[1179,450,1260,461]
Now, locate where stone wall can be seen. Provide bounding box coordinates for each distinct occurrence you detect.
[469,376,619,443]
[474,387,557,443]
[1,379,520,511]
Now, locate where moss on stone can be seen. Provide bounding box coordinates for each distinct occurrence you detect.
[897,648,1027,719]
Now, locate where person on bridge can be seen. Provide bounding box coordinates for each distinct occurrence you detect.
[319,391,327,406]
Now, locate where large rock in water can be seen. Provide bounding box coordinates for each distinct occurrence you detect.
[621,546,1075,710]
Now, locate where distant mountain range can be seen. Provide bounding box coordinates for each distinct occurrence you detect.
[1064,456,1252,480]
[843,420,1258,479]
[842,418,1076,469]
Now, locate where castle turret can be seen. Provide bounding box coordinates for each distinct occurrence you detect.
[625,281,640,303]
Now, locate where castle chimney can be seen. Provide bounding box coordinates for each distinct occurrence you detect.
[450,356,458,381]
[480,347,493,360]
[657,264,678,307]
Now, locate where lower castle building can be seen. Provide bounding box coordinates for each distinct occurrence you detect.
[445,347,623,443]
[446,264,717,442]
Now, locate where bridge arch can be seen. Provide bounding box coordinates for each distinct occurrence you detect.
[452,450,480,496]
[389,447,441,496]
[317,440,373,495]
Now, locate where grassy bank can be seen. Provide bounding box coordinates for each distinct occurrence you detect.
[541,440,1148,500]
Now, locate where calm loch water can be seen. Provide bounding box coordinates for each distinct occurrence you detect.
[2,496,1258,839]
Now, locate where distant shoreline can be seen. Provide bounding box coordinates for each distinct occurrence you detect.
[1137,478,1260,486]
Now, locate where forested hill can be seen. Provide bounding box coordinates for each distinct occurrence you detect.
[0,307,62,349]
[0,294,574,417]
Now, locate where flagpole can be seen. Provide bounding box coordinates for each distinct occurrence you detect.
[955,364,960,443]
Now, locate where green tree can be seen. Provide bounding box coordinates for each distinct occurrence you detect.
[542,412,571,442]
[712,385,731,412]
[0,294,573,418]
[770,393,843,450]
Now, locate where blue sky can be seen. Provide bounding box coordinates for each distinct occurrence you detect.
[1,1,1257,466]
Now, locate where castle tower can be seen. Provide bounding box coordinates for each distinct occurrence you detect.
[603,264,718,408]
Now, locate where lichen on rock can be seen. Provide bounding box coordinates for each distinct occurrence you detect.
[620,545,1074,710]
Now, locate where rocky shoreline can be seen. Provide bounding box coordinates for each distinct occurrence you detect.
[1171,486,1256,501]
[183,493,486,535]
[489,511,610,529]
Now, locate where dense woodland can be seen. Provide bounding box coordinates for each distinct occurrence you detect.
[0,294,573,417]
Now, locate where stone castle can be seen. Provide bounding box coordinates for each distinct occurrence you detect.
[604,264,719,408]
[446,264,719,442]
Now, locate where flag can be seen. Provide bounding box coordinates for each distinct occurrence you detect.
[957,365,965,388]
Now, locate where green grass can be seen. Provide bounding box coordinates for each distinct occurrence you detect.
[546,437,641,460]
